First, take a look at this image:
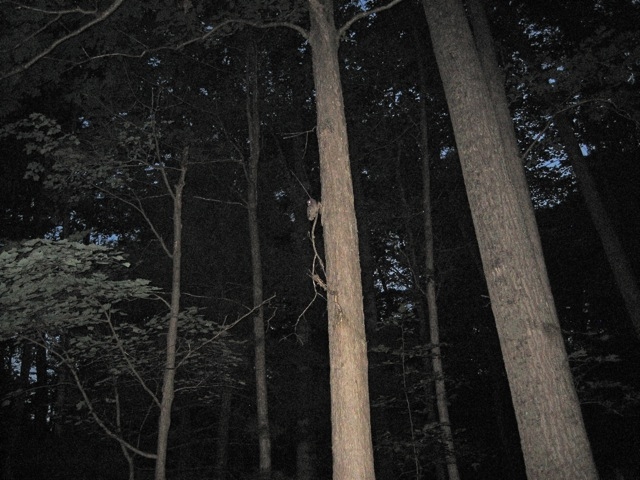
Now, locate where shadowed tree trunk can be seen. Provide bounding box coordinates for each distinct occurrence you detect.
[421,0,598,478]
[307,0,375,478]
[419,95,460,480]
[393,144,444,479]
[556,113,640,337]
[245,37,272,480]
[154,152,188,480]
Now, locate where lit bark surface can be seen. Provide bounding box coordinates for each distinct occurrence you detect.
[422,0,598,477]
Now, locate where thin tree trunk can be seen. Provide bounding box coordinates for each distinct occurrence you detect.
[414,43,448,480]
[245,38,271,480]
[393,147,436,479]
[308,1,375,478]
[421,0,598,478]
[419,93,460,480]
[556,113,640,336]
[154,153,188,480]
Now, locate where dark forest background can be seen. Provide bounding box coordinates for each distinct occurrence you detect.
[1,1,639,479]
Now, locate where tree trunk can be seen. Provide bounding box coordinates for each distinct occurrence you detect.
[466,0,550,280]
[556,113,640,336]
[245,37,272,480]
[419,94,460,480]
[421,0,598,478]
[308,1,375,478]
[393,146,442,479]
[154,154,187,480]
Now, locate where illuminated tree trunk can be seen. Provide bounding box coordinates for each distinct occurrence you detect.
[421,0,598,477]
[308,1,375,478]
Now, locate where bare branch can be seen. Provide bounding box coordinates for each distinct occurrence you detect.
[104,310,161,408]
[338,0,406,38]
[20,334,157,460]
[1,0,127,80]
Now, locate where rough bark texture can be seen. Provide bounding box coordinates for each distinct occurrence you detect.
[155,157,187,480]
[308,1,375,478]
[422,0,598,478]
[246,38,272,480]
[556,113,640,337]
[466,0,548,277]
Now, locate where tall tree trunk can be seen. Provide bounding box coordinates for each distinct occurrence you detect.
[414,45,447,480]
[421,1,598,478]
[307,1,375,478]
[466,0,552,285]
[154,154,188,480]
[556,113,640,336]
[419,95,460,480]
[393,146,442,479]
[245,38,272,480]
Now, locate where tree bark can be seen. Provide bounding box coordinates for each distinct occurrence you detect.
[307,1,375,478]
[154,154,187,480]
[421,0,598,478]
[556,113,640,337]
[465,0,548,276]
[245,37,272,480]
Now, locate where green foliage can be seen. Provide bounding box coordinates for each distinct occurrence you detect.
[0,239,158,337]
